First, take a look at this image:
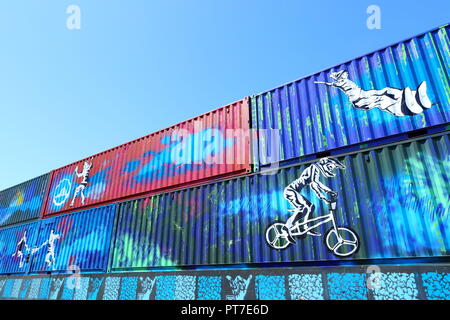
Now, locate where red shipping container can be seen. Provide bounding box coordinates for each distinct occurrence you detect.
[43,99,251,217]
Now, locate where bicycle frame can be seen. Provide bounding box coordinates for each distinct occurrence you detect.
[288,201,340,238]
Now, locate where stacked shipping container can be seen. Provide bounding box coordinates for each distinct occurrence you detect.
[0,24,447,279]
[44,99,251,217]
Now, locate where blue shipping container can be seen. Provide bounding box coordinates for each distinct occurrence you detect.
[29,205,117,274]
[109,132,450,270]
[252,24,450,169]
[0,221,40,275]
[0,174,51,227]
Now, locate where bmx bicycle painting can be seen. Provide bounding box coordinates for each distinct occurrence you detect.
[265,157,360,257]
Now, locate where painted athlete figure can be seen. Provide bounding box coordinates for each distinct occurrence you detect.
[43,229,61,269]
[315,70,432,117]
[70,160,93,206]
[12,231,29,268]
[282,158,346,242]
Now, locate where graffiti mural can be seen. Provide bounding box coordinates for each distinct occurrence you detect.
[0,174,50,227]
[45,122,250,216]
[265,157,359,257]
[27,205,116,273]
[315,70,432,117]
[70,161,93,207]
[0,264,449,300]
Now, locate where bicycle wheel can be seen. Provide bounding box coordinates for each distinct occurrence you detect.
[265,223,292,250]
[325,227,359,257]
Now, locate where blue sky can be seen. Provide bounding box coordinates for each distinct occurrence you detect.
[0,0,449,190]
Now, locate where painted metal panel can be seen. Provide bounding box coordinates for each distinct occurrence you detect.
[0,221,40,275]
[29,204,116,274]
[44,99,251,217]
[0,174,50,227]
[110,132,450,270]
[252,24,450,168]
[2,264,450,300]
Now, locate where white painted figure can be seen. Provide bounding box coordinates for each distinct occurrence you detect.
[315,70,432,117]
[283,157,346,241]
[12,231,29,268]
[43,229,61,270]
[226,275,253,300]
[70,160,93,207]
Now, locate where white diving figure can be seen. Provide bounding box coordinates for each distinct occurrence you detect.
[70,160,93,207]
[43,229,61,270]
[282,157,346,242]
[315,70,432,117]
[12,231,29,268]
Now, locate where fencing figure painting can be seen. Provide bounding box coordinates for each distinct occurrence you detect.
[226,275,253,300]
[70,160,93,207]
[315,70,432,117]
[12,231,29,268]
[266,157,359,257]
[43,229,61,270]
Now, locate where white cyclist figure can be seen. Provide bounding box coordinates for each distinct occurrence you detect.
[315,70,432,117]
[282,157,346,243]
[43,229,61,269]
[70,160,93,207]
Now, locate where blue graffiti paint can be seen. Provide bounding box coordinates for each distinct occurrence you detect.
[174,276,196,300]
[198,276,222,300]
[288,274,324,300]
[327,273,368,300]
[119,277,138,300]
[255,275,286,300]
[128,128,236,185]
[422,272,450,300]
[103,277,120,300]
[372,273,418,300]
[155,276,176,300]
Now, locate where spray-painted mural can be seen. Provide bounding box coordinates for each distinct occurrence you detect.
[110,133,450,270]
[251,25,450,167]
[29,205,116,273]
[315,70,432,117]
[45,100,251,216]
[0,222,40,274]
[0,174,50,227]
[265,157,359,257]
[0,264,449,300]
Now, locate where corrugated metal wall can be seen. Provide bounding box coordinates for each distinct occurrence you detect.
[0,221,40,275]
[29,205,116,274]
[252,25,450,168]
[0,174,50,227]
[110,132,450,270]
[44,99,251,217]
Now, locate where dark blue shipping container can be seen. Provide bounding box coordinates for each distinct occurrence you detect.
[0,221,40,275]
[251,24,450,169]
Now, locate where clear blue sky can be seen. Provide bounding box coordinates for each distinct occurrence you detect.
[0,0,449,190]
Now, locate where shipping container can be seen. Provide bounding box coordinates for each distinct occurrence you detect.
[44,99,251,217]
[252,24,450,169]
[29,205,117,274]
[0,174,51,227]
[109,132,450,271]
[0,221,40,275]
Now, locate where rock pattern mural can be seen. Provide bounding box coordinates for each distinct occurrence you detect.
[0,265,449,300]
